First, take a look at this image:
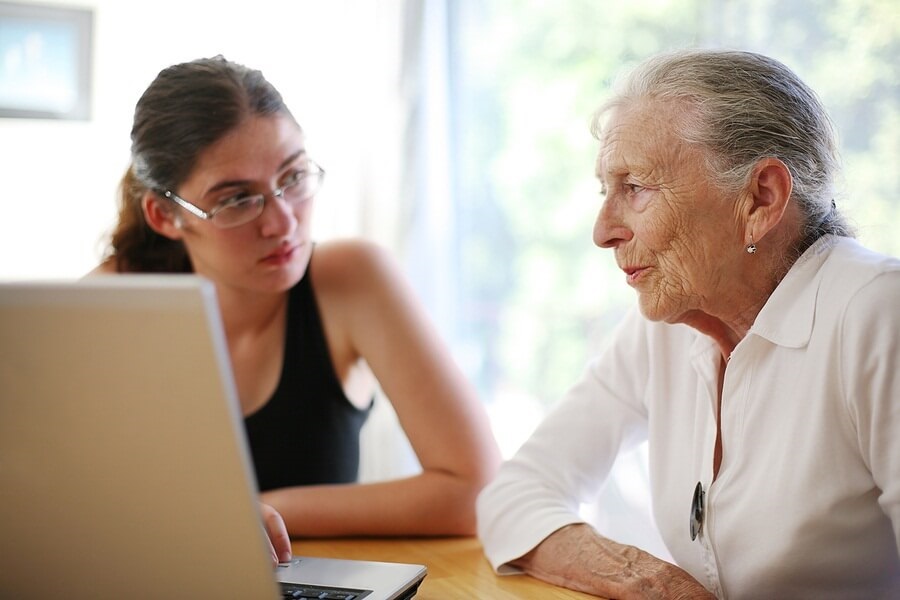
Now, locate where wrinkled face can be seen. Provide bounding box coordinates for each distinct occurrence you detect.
[170,114,315,294]
[592,100,744,324]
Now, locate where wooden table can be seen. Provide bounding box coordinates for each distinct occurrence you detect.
[293,536,597,599]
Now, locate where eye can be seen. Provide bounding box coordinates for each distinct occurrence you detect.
[217,193,259,211]
[281,169,306,188]
[624,182,644,194]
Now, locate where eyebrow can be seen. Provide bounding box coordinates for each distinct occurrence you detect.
[205,149,308,194]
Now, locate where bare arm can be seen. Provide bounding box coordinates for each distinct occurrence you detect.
[261,472,489,537]
[513,524,714,600]
[264,240,501,537]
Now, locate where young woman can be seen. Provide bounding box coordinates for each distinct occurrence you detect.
[92,56,500,543]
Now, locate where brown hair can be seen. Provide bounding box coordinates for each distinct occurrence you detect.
[103,55,294,272]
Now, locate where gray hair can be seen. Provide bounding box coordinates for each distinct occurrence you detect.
[591,48,854,251]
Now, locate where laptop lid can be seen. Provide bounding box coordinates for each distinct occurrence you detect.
[0,276,425,600]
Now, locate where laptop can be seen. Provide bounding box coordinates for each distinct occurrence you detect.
[0,275,426,600]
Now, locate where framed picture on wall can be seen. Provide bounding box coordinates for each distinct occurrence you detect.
[0,1,93,120]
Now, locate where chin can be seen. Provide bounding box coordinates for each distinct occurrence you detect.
[274,262,308,291]
[271,245,312,285]
[636,294,677,324]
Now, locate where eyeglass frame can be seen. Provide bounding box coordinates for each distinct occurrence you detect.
[161,159,325,229]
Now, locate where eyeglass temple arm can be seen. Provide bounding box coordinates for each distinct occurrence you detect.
[164,191,210,219]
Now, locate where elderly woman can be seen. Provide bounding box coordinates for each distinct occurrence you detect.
[477,49,900,599]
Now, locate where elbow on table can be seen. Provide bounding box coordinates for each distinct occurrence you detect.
[436,465,500,536]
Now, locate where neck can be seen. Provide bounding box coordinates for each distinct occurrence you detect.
[678,310,744,362]
[215,284,287,340]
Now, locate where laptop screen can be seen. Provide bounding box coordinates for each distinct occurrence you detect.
[0,276,424,600]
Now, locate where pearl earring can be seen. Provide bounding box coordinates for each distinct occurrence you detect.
[746,234,757,254]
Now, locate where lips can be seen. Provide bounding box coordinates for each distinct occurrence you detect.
[261,243,299,265]
[622,265,649,284]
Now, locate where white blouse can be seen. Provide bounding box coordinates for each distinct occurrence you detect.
[477,236,900,599]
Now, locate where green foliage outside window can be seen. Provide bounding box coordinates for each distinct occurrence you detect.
[449,0,900,407]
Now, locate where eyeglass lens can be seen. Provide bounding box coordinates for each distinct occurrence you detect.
[215,168,323,228]
[690,481,705,541]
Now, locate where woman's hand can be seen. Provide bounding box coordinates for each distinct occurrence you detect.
[260,501,292,567]
[514,524,716,600]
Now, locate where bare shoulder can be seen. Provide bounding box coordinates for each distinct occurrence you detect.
[84,260,119,277]
[310,239,400,293]
[308,239,412,360]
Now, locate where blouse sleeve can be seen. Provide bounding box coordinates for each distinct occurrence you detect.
[476,308,653,572]
[839,268,900,555]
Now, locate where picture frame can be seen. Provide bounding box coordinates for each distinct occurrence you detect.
[0,1,93,120]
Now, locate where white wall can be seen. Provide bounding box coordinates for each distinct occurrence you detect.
[0,0,405,280]
[0,0,423,486]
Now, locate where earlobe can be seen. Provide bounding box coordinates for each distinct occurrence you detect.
[745,158,793,243]
[142,192,183,240]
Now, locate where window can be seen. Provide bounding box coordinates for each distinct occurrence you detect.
[444,0,899,431]
[401,0,899,555]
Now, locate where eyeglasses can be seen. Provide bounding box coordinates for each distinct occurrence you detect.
[163,160,325,229]
[689,481,705,541]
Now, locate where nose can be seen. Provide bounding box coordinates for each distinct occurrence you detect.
[258,193,299,238]
[593,193,633,249]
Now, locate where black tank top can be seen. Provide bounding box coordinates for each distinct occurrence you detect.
[243,261,371,492]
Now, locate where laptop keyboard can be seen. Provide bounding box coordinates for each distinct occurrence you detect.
[279,582,371,599]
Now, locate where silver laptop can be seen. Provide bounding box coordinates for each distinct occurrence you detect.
[0,275,426,600]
